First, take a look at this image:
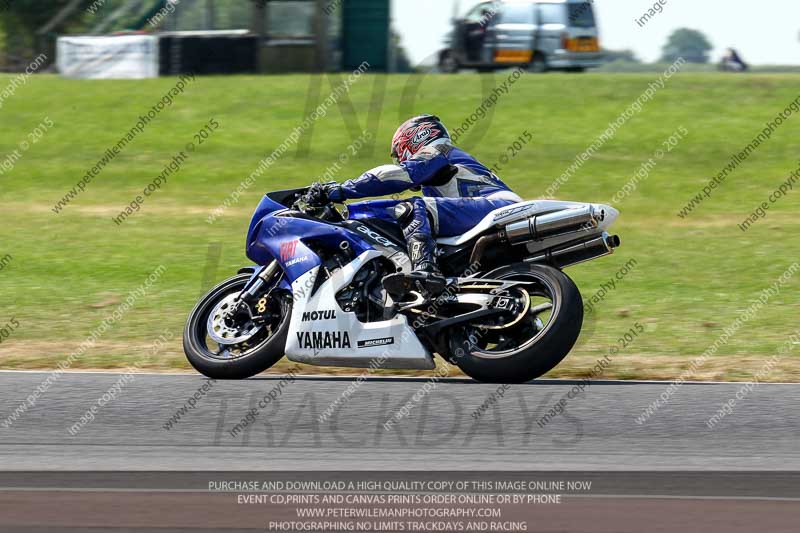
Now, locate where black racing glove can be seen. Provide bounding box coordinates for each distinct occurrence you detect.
[304,182,344,206]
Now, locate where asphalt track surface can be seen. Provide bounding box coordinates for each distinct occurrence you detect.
[1,370,799,470]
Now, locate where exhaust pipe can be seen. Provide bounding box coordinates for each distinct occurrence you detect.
[526,233,621,268]
[504,205,605,244]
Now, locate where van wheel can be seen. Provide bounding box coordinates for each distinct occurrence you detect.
[528,53,548,73]
[439,51,459,74]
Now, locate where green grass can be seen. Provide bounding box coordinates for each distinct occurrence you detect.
[0,72,798,380]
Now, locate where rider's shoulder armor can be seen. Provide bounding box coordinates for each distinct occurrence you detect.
[422,146,514,199]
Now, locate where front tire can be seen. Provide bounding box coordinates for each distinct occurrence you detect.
[439,50,460,74]
[183,274,292,379]
[449,264,583,383]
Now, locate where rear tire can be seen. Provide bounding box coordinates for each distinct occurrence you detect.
[528,53,548,73]
[449,264,583,383]
[183,274,292,379]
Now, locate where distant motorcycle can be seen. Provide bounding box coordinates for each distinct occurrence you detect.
[184,188,621,383]
[719,48,748,72]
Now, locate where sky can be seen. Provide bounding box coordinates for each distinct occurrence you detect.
[393,0,800,66]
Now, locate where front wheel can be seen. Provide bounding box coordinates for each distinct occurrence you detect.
[439,50,460,74]
[183,274,292,379]
[448,264,583,383]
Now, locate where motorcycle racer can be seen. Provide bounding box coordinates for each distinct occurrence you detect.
[305,114,522,296]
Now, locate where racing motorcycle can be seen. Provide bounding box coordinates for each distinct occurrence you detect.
[184,188,621,383]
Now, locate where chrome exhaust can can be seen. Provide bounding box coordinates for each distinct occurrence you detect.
[526,233,621,268]
[505,205,605,244]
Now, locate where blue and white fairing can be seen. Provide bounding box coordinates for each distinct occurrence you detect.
[242,192,435,370]
[284,255,434,370]
[244,193,368,284]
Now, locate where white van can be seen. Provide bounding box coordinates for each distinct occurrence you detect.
[440,0,603,73]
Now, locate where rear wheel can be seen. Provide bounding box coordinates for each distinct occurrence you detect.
[448,264,583,383]
[528,53,548,73]
[183,274,291,379]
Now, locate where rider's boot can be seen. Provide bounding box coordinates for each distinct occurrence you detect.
[383,198,452,299]
[383,233,448,298]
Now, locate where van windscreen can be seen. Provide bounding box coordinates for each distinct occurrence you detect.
[568,3,596,28]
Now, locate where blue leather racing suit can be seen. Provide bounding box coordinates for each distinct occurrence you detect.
[330,142,522,241]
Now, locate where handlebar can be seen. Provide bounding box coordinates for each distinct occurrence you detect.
[268,186,345,222]
[289,193,345,223]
